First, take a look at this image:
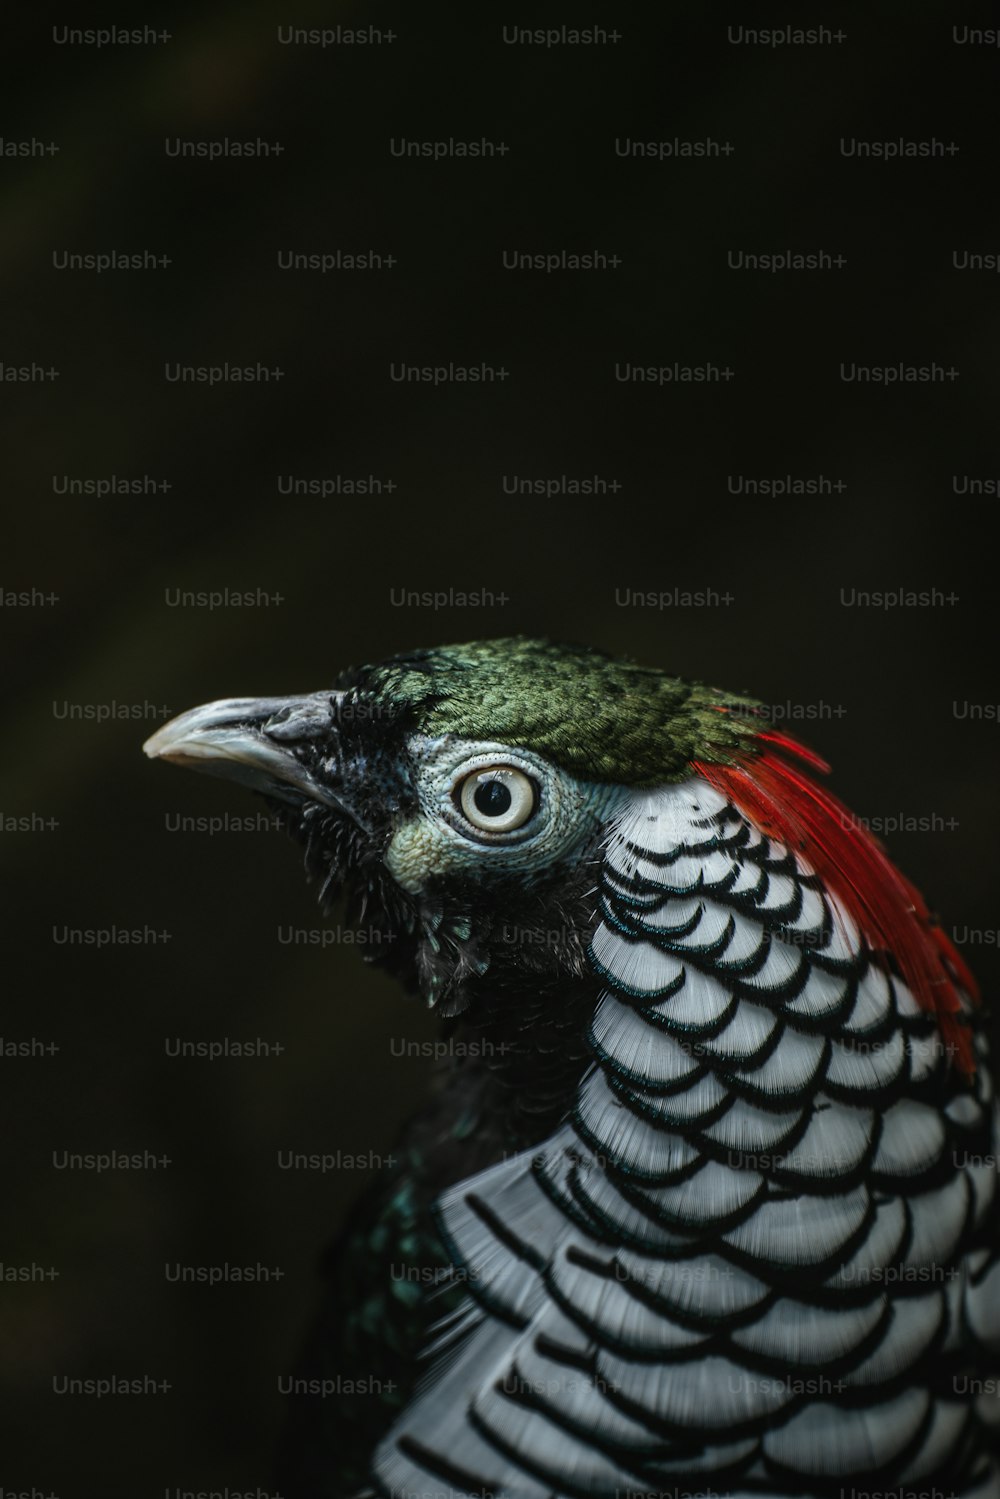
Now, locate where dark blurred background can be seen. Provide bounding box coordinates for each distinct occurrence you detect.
[2,4,999,1494]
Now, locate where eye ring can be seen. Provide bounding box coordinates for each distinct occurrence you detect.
[455,764,538,834]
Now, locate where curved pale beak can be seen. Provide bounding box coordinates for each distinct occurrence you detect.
[143,693,349,810]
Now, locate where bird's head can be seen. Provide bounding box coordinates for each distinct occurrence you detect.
[143,637,759,1015]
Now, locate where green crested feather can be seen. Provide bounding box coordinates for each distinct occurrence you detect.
[357,636,762,787]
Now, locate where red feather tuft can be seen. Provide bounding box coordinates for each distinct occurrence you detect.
[693,731,978,1074]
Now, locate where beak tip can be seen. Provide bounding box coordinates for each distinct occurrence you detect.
[142,699,266,764]
[143,720,198,761]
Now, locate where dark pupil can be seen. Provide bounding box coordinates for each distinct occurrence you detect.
[474,778,512,817]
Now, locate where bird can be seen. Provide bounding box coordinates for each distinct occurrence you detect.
[144,636,999,1499]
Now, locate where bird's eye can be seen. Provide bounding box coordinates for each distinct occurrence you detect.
[456,765,538,834]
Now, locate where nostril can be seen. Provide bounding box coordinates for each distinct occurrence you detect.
[263,701,335,741]
[263,706,295,731]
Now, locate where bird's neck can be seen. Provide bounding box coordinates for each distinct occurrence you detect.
[418,972,601,1165]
